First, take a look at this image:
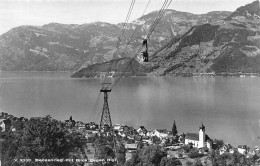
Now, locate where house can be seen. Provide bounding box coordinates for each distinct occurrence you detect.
[137,126,147,136]
[125,144,138,151]
[185,133,200,147]
[219,145,228,155]
[229,148,235,154]
[113,124,122,131]
[142,139,152,144]
[247,151,256,158]
[219,144,234,155]
[75,121,86,129]
[184,123,212,150]
[122,126,137,135]
[0,119,5,132]
[117,131,126,137]
[0,119,11,132]
[0,112,8,118]
[65,116,76,128]
[149,129,169,139]
[237,145,249,154]
[85,122,98,130]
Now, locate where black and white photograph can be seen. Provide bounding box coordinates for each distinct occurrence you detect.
[0,0,260,165]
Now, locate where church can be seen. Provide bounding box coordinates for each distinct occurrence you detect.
[184,123,212,150]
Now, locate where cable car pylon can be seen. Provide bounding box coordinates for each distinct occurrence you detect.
[99,83,112,131]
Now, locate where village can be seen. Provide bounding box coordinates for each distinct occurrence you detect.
[0,112,259,165]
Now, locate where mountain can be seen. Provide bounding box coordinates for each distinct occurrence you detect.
[73,1,260,78]
[148,0,260,76]
[226,0,260,20]
[0,10,231,71]
[0,22,120,71]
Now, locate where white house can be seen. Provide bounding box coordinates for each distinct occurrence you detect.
[125,144,138,150]
[238,145,249,154]
[0,119,11,132]
[219,144,234,155]
[113,124,123,132]
[137,126,147,136]
[184,124,212,150]
[0,119,5,132]
[149,129,169,139]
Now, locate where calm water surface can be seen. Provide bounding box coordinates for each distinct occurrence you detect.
[0,72,259,148]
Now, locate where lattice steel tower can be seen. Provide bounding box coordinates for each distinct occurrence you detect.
[100,83,112,128]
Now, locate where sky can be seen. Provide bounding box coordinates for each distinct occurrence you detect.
[0,0,254,35]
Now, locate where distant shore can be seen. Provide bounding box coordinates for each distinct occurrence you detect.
[1,71,259,78]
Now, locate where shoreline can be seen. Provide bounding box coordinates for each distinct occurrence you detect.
[1,71,260,78]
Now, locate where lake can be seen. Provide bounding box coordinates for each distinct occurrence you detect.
[0,72,259,148]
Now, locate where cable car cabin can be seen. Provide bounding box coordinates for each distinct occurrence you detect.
[142,39,149,62]
[142,51,149,62]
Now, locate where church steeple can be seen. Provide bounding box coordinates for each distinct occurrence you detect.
[199,122,205,131]
[199,122,206,148]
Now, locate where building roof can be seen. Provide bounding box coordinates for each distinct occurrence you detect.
[185,133,199,141]
[238,145,248,149]
[205,134,211,142]
[155,129,168,133]
[199,123,205,131]
[125,144,138,150]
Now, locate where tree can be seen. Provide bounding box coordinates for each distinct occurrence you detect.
[152,135,161,144]
[124,150,142,166]
[116,143,126,166]
[141,145,167,166]
[213,139,224,150]
[1,115,84,166]
[253,154,260,163]
[172,120,178,136]
[125,145,169,166]
[194,159,203,166]
[188,148,203,158]
[182,145,191,153]
[160,157,182,166]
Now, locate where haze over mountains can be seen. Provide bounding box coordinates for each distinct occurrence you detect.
[73,1,260,77]
[0,7,231,71]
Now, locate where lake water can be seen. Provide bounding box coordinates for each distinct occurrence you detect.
[0,72,259,148]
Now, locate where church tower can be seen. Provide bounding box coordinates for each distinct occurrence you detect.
[198,123,205,148]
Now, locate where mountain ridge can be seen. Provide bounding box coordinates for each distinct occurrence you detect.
[0,9,231,71]
[72,1,260,78]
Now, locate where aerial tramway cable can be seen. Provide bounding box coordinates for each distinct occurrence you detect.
[146,0,169,39]
[111,0,173,89]
[103,0,152,89]
[147,0,173,39]
[89,92,101,122]
[116,0,136,50]
[91,0,172,122]
[140,0,172,62]
[90,0,137,122]
[103,0,136,84]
